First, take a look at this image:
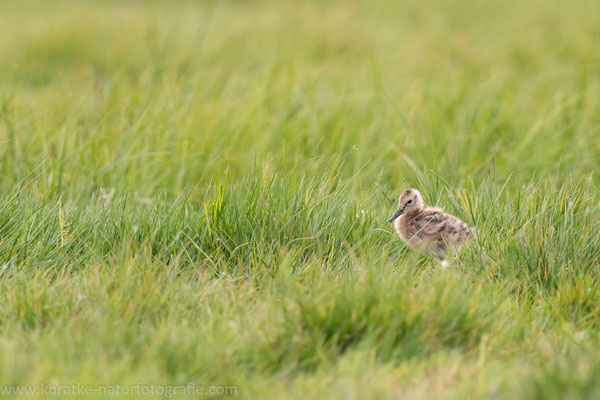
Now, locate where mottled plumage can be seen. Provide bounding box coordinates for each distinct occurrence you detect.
[388,189,471,261]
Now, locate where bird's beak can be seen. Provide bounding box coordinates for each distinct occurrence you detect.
[388,208,404,223]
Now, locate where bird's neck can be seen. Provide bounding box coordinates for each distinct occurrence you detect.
[404,208,422,218]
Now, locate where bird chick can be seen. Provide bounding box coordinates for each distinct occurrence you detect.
[388,188,471,262]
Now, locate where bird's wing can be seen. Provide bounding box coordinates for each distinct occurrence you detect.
[412,210,451,238]
[419,210,471,239]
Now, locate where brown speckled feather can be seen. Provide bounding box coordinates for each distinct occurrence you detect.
[389,189,472,260]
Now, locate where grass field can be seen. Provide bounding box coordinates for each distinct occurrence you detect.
[1,0,600,398]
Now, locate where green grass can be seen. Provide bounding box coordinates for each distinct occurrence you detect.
[1,0,600,398]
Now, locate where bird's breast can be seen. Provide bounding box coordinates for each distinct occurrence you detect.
[395,216,420,244]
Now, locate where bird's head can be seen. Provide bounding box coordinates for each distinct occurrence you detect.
[388,188,423,222]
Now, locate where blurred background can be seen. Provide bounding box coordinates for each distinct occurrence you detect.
[1,0,599,197]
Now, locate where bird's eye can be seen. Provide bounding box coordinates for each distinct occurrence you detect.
[407,200,413,205]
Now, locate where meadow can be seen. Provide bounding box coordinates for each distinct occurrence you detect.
[1,0,600,398]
